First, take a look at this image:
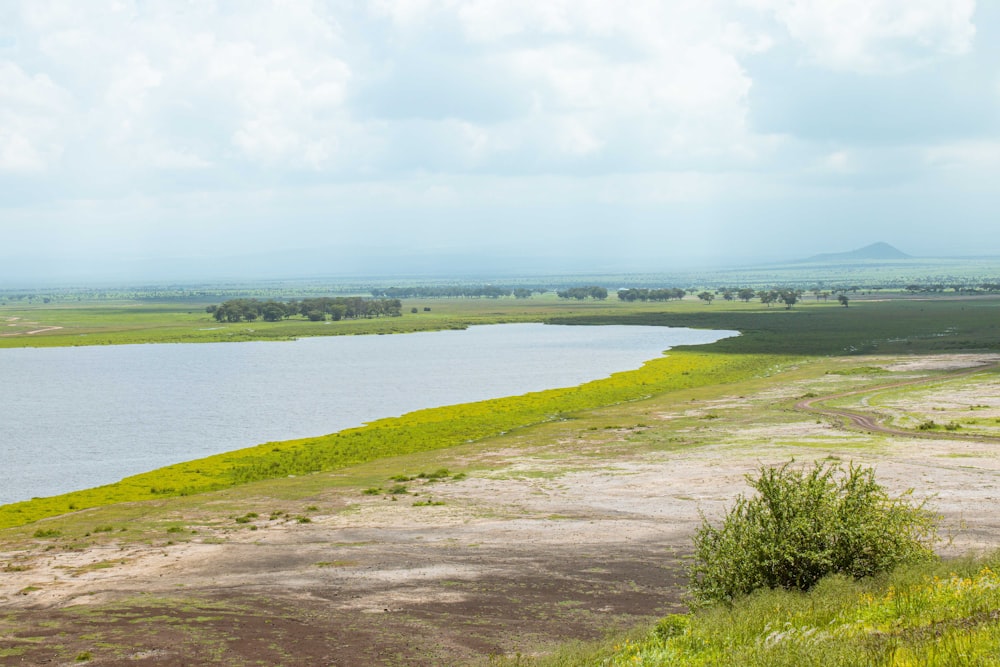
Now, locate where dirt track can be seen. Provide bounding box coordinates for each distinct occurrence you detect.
[795,362,1000,442]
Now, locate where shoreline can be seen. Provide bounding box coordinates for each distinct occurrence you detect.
[0,341,766,529]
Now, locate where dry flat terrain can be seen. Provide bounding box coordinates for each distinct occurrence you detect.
[3,353,1000,665]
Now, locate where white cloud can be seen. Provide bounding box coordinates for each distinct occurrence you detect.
[367,0,768,168]
[924,141,1000,170]
[0,131,46,171]
[7,0,355,173]
[0,60,72,171]
[820,150,854,174]
[753,0,976,73]
[146,148,212,170]
[4,0,776,179]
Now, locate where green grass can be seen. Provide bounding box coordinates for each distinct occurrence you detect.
[491,556,1000,666]
[5,292,1000,355]
[551,296,1000,357]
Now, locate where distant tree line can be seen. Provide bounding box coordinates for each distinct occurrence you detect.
[206,297,403,323]
[556,286,608,300]
[617,288,687,302]
[905,283,1000,294]
[370,286,540,299]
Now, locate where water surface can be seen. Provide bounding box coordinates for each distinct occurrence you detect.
[0,323,734,504]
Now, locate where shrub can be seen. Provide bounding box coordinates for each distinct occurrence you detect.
[690,460,937,604]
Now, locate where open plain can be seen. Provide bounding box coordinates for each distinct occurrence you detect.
[3,334,1000,664]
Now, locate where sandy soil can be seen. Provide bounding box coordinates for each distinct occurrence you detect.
[0,316,62,337]
[2,354,1000,665]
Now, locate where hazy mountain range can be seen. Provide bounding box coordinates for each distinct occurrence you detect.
[799,242,913,264]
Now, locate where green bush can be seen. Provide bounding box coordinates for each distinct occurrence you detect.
[690,460,937,604]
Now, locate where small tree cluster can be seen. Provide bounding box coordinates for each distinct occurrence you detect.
[690,461,937,605]
[207,297,402,323]
[617,288,686,302]
[556,286,608,300]
[757,289,804,309]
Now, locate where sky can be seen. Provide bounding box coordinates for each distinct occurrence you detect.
[1,0,999,282]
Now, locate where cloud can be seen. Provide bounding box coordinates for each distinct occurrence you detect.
[750,0,976,74]
[0,1,773,182]
[0,0,998,278]
[360,0,770,172]
[7,0,356,176]
[0,61,73,171]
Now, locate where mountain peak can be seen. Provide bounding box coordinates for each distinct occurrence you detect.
[802,242,912,264]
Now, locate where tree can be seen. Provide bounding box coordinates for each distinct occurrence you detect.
[779,289,800,310]
[697,291,715,305]
[838,294,849,307]
[261,302,285,322]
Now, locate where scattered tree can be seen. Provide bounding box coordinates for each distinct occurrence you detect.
[779,289,802,310]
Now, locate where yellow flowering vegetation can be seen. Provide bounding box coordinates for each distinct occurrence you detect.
[0,350,779,529]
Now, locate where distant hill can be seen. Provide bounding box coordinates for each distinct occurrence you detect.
[801,242,912,264]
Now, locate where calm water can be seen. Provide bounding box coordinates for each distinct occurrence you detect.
[0,323,734,504]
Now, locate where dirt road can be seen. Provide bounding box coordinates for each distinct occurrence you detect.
[795,362,1000,442]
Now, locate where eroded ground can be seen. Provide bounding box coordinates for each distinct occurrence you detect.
[2,353,1000,665]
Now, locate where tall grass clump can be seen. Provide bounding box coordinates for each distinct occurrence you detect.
[690,461,937,605]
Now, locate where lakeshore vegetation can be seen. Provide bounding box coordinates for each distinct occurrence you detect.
[3,293,1000,528]
[4,287,1000,664]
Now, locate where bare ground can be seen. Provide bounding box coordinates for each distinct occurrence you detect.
[3,354,1000,665]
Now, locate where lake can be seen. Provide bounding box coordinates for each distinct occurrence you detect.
[0,323,735,505]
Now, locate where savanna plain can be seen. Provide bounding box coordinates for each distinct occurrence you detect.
[2,289,1000,665]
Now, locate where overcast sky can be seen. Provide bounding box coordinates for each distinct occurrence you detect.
[2,1,998,282]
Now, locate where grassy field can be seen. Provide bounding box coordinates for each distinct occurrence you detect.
[4,292,1000,664]
[0,293,697,347]
[3,291,1000,354]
